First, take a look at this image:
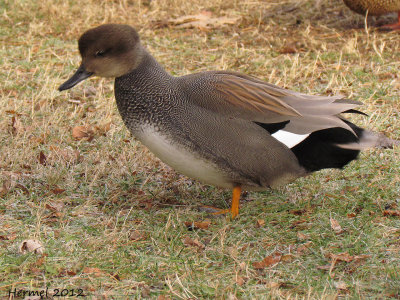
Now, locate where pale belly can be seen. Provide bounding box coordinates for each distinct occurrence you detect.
[136,125,234,188]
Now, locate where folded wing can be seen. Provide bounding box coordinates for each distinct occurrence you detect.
[180,71,361,135]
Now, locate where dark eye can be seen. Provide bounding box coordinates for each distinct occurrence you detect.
[95,50,106,57]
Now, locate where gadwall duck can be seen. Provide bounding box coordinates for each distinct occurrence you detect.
[59,24,398,218]
[343,0,400,30]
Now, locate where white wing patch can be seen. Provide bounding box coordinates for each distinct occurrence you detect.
[271,130,310,148]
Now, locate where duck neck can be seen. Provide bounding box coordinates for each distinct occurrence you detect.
[121,47,172,82]
[114,48,176,129]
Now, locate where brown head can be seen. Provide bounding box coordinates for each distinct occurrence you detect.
[58,24,143,91]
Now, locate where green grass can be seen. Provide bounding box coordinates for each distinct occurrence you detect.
[1,0,400,298]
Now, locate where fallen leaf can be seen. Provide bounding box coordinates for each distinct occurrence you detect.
[296,241,313,254]
[83,86,97,96]
[51,188,65,195]
[30,136,45,146]
[141,285,151,298]
[290,209,306,215]
[255,219,265,228]
[266,281,281,289]
[39,151,47,166]
[34,99,47,111]
[238,262,246,270]
[19,240,44,254]
[129,230,146,241]
[10,115,24,135]
[0,181,11,196]
[72,125,93,140]
[297,232,309,240]
[66,270,77,276]
[324,252,370,273]
[183,236,205,250]
[290,219,307,228]
[252,252,282,269]
[353,254,371,261]
[184,219,211,230]
[168,11,240,30]
[15,183,29,195]
[236,276,245,286]
[95,122,112,135]
[383,210,400,217]
[6,110,21,115]
[0,233,17,241]
[347,213,357,218]
[50,146,81,164]
[327,252,353,263]
[45,201,64,212]
[330,218,343,234]
[334,281,348,290]
[83,267,106,277]
[43,211,63,223]
[281,254,295,263]
[280,44,297,54]
[157,296,171,300]
[34,255,46,267]
[317,264,331,270]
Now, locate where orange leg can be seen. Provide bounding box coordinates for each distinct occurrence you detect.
[380,11,400,31]
[206,185,242,219]
[230,186,241,219]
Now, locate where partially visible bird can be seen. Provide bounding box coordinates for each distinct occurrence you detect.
[58,24,398,218]
[343,0,400,30]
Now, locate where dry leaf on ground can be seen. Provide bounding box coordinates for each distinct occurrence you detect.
[252,252,282,269]
[168,11,240,30]
[296,241,313,254]
[334,281,348,290]
[38,151,47,166]
[347,212,357,218]
[51,188,65,195]
[45,201,64,212]
[0,233,17,241]
[129,230,146,241]
[236,276,245,286]
[297,232,309,240]
[157,296,172,300]
[50,146,81,163]
[0,181,11,196]
[72,125,94,140]
[19,240,44,254]
[280,254,295,263]
[383,210,400,217]
[326,252,370,268]
[183,236,205,250]
[330,218,343,234]
[10,115,24,135]
[266,281,282,289]
[83,267,106,277]
[327,252,354,263]
[95,122,112,135]
[255,219,265,227]
[184,219,211,230]
[317,264,331,270]
[279,43,298,54]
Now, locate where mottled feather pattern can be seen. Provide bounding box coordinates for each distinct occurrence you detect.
[343,0,400,15]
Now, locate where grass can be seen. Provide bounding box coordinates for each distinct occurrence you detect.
[1,0,400,298]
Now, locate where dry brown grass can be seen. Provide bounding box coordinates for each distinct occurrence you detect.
[1,0,400,298]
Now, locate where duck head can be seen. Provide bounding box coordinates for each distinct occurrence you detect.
[58,24,143,91]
